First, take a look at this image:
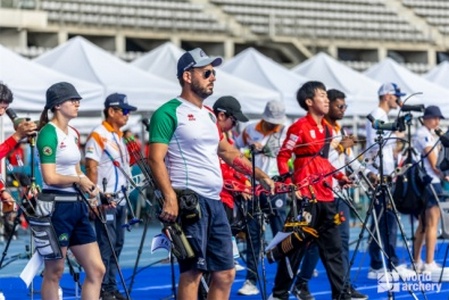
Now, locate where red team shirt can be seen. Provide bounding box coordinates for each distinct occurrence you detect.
[277,114,343,202]
[0,136,19,191]
[219,137,248,209]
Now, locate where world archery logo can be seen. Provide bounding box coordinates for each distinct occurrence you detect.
[377,271,442,294]
[377,272,400,292]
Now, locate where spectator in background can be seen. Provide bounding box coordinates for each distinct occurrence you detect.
[85,93,137,300]
[213,96,250,225]
[364,83,414,279]
[201,95,250,299]
[413,105,445,274]
[235,100,288,296]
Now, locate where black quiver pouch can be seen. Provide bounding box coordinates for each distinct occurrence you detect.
[176,189,201,225]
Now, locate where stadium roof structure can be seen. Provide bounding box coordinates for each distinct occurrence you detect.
[132,42,282,115]
[424,61,449,90]
[34,36,178,113]
[221,48,309,117]
[0,44,104,113]
[292,52,382,117]
[364,58,449,116]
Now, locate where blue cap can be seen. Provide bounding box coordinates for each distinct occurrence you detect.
[423,105,444,119]
[104,93,137,111]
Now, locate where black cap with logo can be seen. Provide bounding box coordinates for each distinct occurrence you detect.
[213,96,249,122]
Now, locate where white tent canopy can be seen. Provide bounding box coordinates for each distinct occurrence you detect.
[221,48,309,116]
[424,61,449,89]
[292,52,381,116]
[132,42,282,115]
[0,44,104,113]
[34,36,179,113]
[364,58,449,116]
[132,41,180,82]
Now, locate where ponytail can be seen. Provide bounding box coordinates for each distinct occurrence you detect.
[38,109,50,131]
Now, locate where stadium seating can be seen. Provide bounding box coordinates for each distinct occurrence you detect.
[403,0,449,34]
[0,0,446,71]
[39,0,228,32]
[211,0,429,42]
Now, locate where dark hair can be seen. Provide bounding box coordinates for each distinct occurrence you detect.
[103,108,110,119]
[178,76,185,87]
[0,83,13,103]
[103,106,120,119]
[296,81,326,111]
[327,89,346,103]
[38,107,56,130]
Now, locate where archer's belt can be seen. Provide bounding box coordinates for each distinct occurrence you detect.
[41,191,80,202]
[54,195,80,202]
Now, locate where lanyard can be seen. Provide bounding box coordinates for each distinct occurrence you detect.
[104,131,126,193]
[112,132,126,165]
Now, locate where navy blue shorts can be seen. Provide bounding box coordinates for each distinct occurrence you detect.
[179,195,234,273]
[51,195,97,248]
[425,183,443,209]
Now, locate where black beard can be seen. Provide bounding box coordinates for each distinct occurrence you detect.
[191,79,213,99]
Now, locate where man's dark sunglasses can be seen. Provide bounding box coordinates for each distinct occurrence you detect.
[113,107,131,116]
[192,69,216,79]
[203,69,216,79]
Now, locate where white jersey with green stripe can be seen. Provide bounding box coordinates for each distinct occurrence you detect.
[37,122,81,193]
[149,98,222,200]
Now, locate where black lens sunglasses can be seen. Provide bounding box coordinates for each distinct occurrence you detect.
[191,69,216,79]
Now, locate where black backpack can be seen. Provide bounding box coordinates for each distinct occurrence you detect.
[392,159,432,215]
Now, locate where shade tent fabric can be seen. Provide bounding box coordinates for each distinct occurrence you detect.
[34,36,178,112]
[132,41,180,82]
[0,44,104,113]
[292,52,381,116]
[364,58,449,116]
[424,61,449,89]
[221,48,309,116]
[132,42,282,115]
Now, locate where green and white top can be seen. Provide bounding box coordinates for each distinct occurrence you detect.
[37,122,81,193]
[149,98,223,200]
